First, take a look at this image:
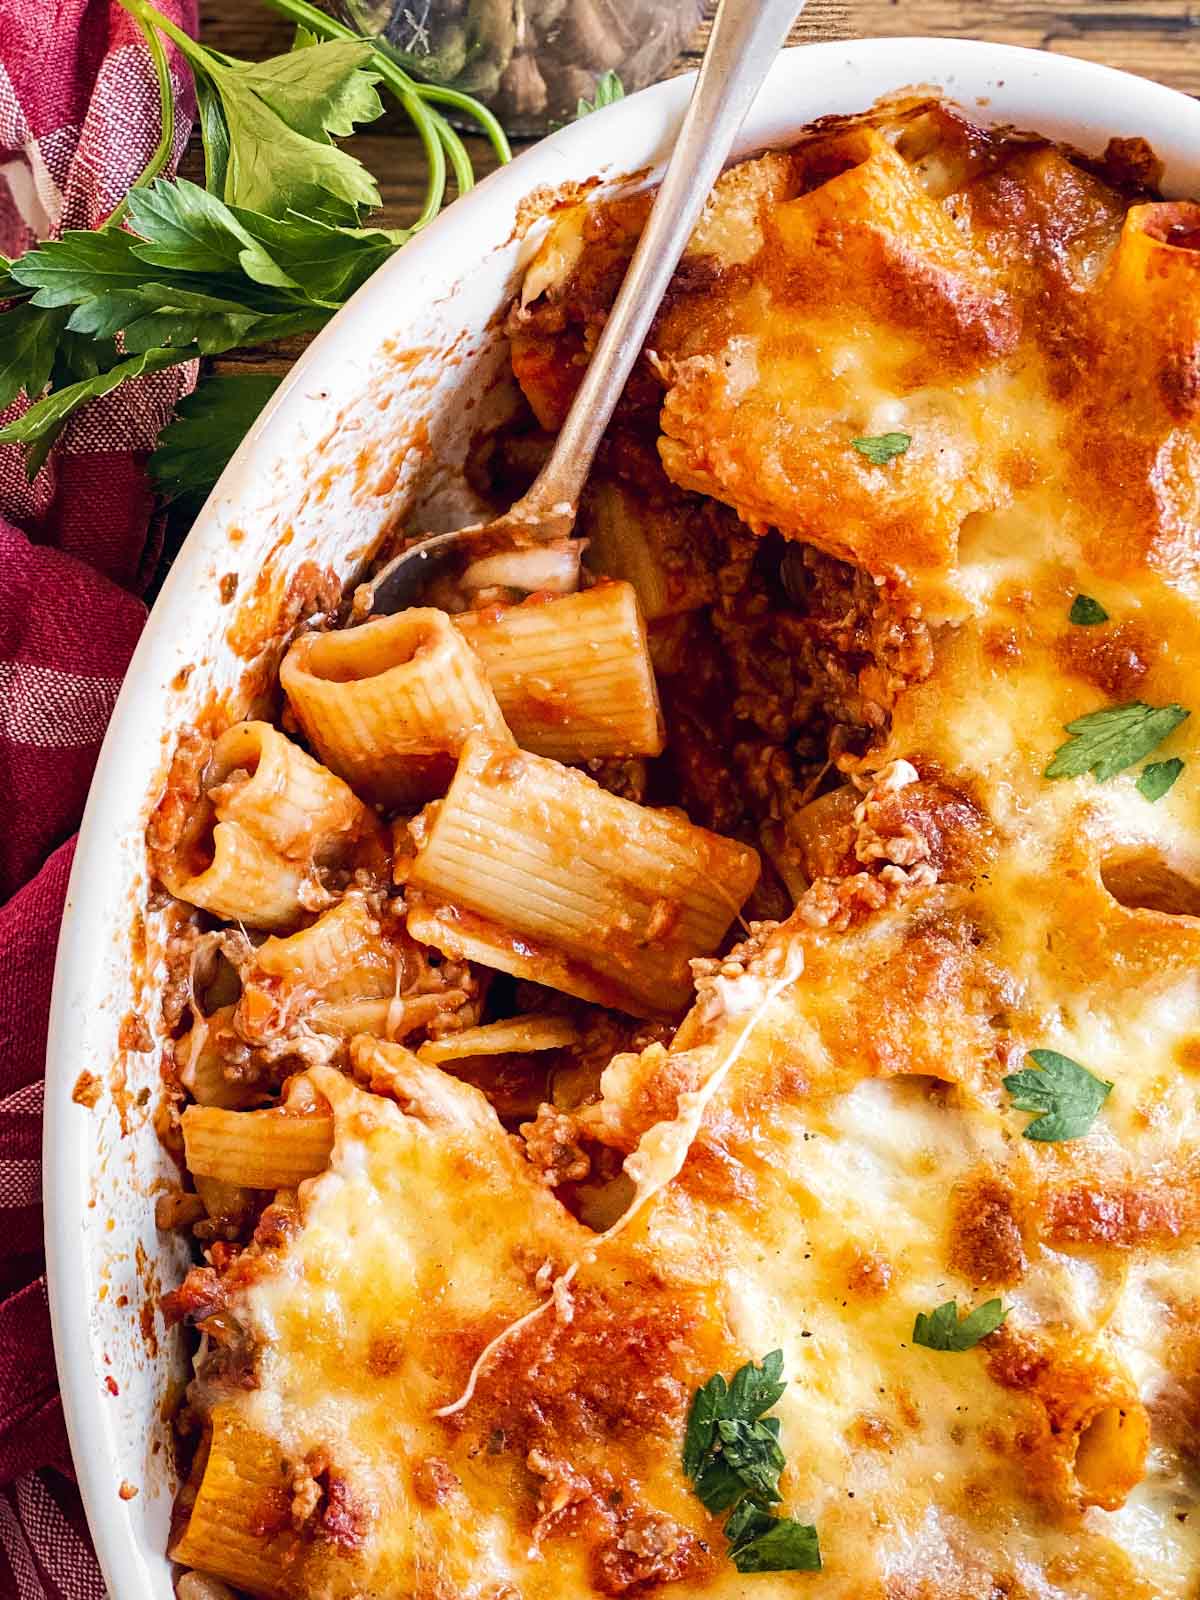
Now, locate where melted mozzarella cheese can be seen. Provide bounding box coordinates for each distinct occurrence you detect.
[182,103,1200,1600]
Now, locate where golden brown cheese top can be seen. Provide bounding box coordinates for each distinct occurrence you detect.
[188,100,1200,1599]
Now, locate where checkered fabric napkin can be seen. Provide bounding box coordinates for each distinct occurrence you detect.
[0,2,197,1591]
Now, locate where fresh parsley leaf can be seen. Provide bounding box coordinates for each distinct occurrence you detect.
[10,230,152,332]
[231,86,376,220]
[8,188,350,363]
[694,1454,749,1513]
[682,1354,820,1573]
[227,206,401,305]
[0,301,68,411]
[682,1371,728,1479]
[730,1518,822,1574]
[1137,758,1184,802]
[230,42,385,147]
[1069,593,1108,626]
[15,180,400,344]
[1,184,389,476]
[1044,700,1189,782]
[724,1497,776,1550]
[1002,1048,1112,1142]
[727,1349,787,1421]
[682,1353,786,1480]
[912,1298,1008,1352]
[11,318,114,476]
[576,70,626,118]
[195,73,232,199]
[50,328,107,391]
[0,254,27,300]
[163,26,383,218]
[150,374,280,509]
[127,179,298,291]
[715,1418,785,1503]
[117,289,268,356]
[852,431,911,465]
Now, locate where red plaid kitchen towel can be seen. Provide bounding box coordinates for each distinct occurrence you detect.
[0,2,197,1592]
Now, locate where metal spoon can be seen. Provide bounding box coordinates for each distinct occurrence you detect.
[363,0,806,618]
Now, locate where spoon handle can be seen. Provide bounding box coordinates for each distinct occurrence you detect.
[514,0,806,525]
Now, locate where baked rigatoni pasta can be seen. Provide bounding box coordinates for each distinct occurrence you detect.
[281,606,510,806]
[248,891,396,1004]
[170,1410,300,1591]
[581,480,717,620]
[151,96,1200,1600]
[406,733,759,1015]
[453,581,664,760]
[176,1005,258,1109]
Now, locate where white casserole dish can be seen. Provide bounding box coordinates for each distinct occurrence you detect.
[43,36,1200,1599]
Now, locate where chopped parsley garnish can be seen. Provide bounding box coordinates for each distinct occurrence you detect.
[682,1353,821,1573]
[1044,700,1189,782]
[912,1298,1008,1352]
[729,1511,823,1573]
[851,431,911,465]
[1002,1048,1112,1142]
[715,1417,785,1503]
[1137,757,1184,802]
[1069,594,1108,626]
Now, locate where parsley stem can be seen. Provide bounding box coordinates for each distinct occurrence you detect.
[435,117,476,197]
[118,0,195,68]
[107,1,175,228]
[397,87,448,231]
[416,83,512,166]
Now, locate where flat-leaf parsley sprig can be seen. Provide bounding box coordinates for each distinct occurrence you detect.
[0,0,510,484]
[149,374,282,514]
[681,1351,821,1574]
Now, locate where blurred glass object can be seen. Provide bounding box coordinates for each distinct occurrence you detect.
[334,0,705,136]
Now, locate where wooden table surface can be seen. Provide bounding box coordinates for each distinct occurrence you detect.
[196,0,1200,377]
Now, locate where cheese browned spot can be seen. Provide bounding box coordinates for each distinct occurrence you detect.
[948,1173,1028,1288]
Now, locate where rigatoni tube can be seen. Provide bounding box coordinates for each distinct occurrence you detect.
[250,891,395,1004]
[181,1103,334,1189]
[158,815,309,932]
[157,720,372,931]
[281,607,511,808]
[171,1407,298,1595]
[406,735,759,1017]
[206,719,371,863]
[454,581,664,762]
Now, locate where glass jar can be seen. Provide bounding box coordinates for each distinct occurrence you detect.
[337,0,705,137]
